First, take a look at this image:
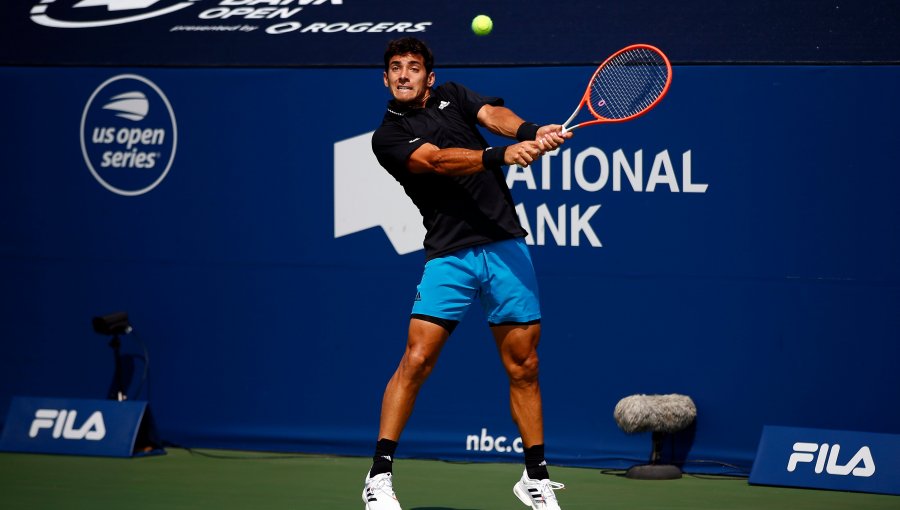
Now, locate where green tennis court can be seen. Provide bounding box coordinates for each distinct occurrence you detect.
[1,449,896,509]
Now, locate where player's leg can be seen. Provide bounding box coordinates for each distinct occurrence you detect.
[363,318,450,510]
[364,250,477,510]
[492,323,564,510]
[378,318,450,442]
[480,239,545,452]
[373,252,475,460]
[491,322,544,449]
[480,239,565,509]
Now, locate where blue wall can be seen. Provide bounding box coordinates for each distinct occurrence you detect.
[1,63,898,470]
[3,1,898,65]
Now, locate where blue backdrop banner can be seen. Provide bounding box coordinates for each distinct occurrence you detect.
[1,65,899,471]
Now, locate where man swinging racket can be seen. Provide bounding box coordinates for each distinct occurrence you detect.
[362,37,572,510]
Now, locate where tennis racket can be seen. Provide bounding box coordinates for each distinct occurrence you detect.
[561,44,672,133]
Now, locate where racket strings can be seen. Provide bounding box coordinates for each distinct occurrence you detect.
[589,47,668,120]
[599,55,662,117]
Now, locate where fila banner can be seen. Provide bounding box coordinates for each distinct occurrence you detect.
[749,426,900,496]
[0,396,162,458]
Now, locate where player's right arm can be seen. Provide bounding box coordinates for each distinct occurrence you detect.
[407,142,545,175]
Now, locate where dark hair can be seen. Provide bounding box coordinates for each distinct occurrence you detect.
[383,37,434,74]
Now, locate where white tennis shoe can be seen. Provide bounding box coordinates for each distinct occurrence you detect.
[362,472,402,510]
[513,469,565,510]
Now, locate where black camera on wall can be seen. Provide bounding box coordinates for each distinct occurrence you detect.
[92,312,132,336]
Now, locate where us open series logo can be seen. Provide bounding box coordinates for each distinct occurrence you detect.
[80,74,177,196]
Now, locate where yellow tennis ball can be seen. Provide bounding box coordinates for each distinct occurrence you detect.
[471,14,493,36]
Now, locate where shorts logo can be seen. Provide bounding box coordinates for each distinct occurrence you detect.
[30,0,201,29]
[81,74,177,196]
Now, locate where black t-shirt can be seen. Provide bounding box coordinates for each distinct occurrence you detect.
[372,82,527,260]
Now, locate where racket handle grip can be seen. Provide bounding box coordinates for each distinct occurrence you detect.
[560,123,580,135]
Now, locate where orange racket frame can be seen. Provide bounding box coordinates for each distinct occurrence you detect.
[561,44,672,133]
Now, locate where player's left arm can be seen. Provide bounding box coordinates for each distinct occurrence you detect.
[476,104,572,150]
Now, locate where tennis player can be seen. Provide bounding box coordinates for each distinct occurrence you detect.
[362,37,571,510]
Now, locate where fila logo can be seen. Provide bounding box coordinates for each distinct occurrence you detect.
[787,442,875,477]
[439,101,450,110]
[29,409,107,441]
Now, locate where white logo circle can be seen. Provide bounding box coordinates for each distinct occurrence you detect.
[80,74,177,196]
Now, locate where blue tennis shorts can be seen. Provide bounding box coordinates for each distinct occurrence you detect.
[411,238,541,326]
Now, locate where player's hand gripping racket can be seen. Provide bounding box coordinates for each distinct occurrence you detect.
[561,44,672,133]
